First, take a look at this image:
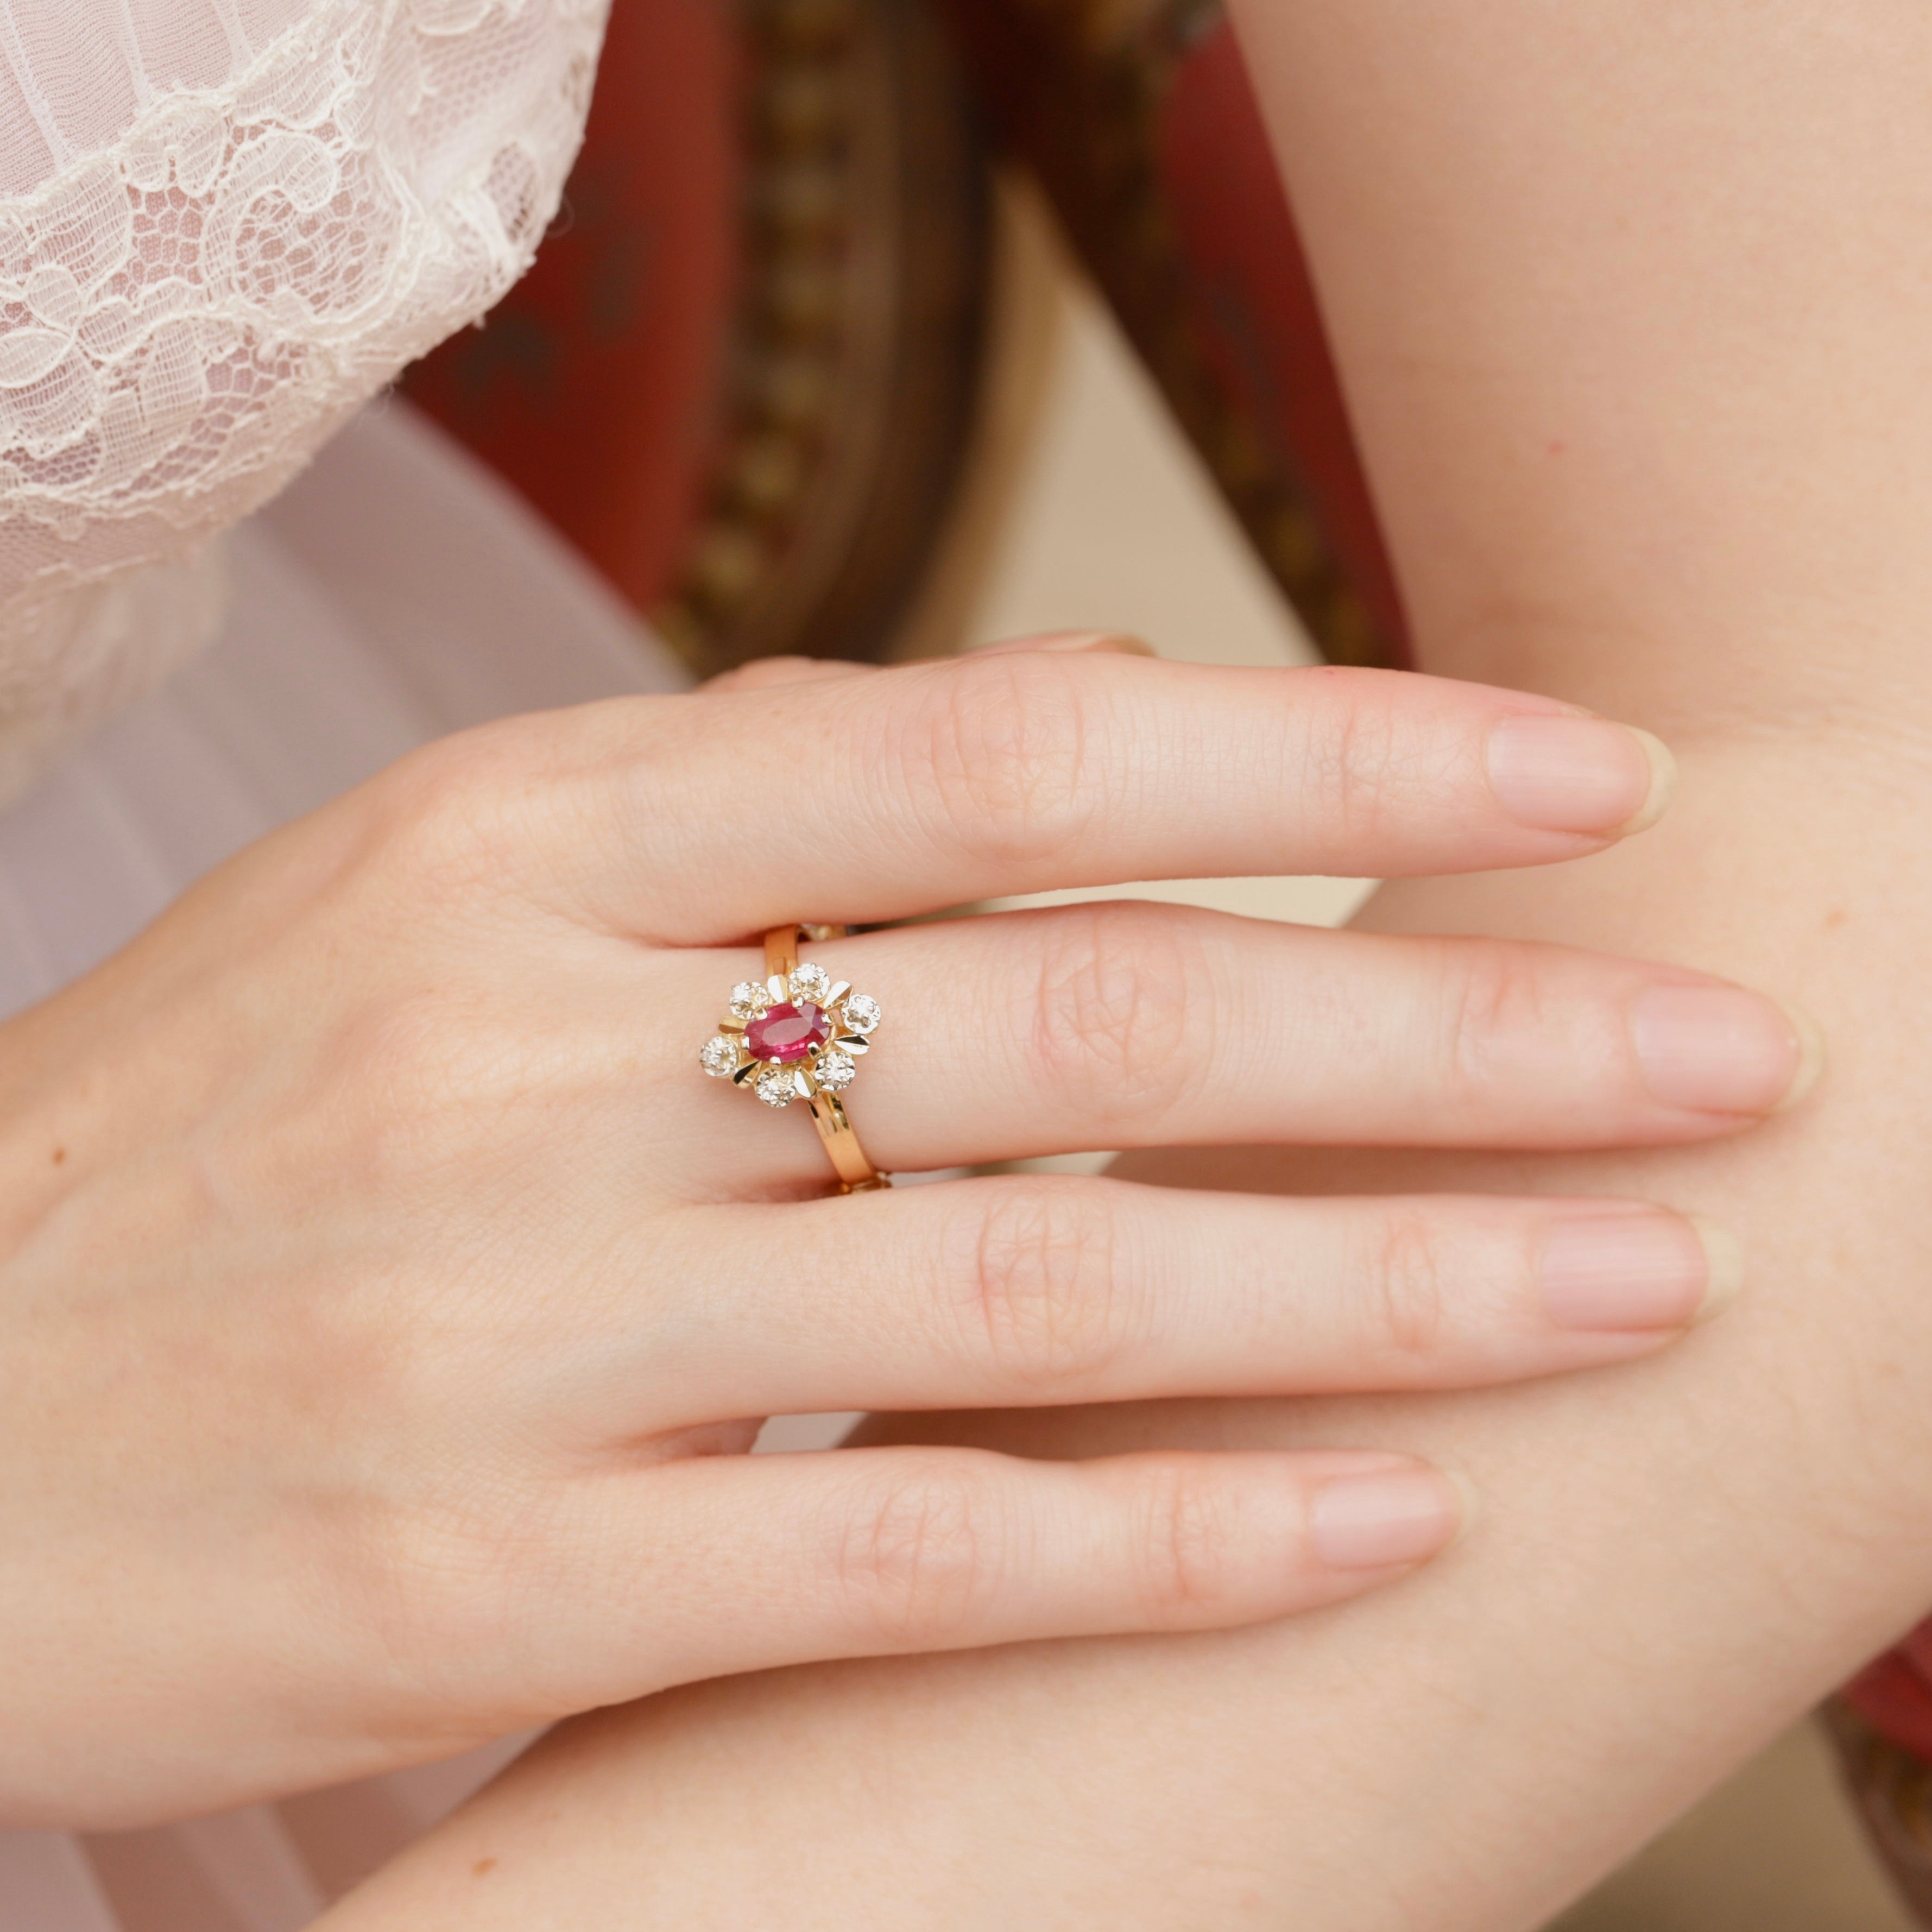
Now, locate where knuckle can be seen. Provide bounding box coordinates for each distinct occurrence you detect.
[327,1467,550,1700]
[1296,673,1447,845]
[1436,938,1557,1100]
[1360,1205,1453,1365]
[700,654,827,693]
[901,655,1101,867]
[375,721,558,905]
[359,987,509,1121]
[1028,902,1209,1123]
[329,988,564,1190]
[1138,1462,1239,1617]
[833,1461,1001,1649]
[964,1179,1138,1393]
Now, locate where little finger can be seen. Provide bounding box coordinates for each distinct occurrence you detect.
[508,1445,1469,1710]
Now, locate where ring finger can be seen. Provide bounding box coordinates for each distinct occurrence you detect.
[678,901,1818,1186]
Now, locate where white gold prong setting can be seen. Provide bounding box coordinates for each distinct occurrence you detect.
[702,960,882,1107]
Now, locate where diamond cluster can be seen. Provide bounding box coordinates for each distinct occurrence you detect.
[699,961,881,1107]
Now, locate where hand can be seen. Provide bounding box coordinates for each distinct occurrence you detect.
[0,642,1804,1827]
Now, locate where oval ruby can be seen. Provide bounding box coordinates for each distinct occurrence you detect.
[744,1001,832,1063]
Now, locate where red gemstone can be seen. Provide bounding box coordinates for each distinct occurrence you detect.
[744,1001,832,1063]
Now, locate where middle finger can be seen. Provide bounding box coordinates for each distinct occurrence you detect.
[626,1178,1738,1426]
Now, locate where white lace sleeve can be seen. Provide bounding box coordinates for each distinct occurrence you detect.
[0,0,607,799]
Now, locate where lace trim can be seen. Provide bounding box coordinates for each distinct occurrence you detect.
[0,0,605,794]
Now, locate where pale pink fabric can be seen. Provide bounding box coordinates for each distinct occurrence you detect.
[0,397,688,1931]
[0,0,610,802]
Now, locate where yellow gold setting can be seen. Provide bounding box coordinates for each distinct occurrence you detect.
[699,924,890,1194]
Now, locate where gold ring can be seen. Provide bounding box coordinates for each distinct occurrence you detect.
[699,924,891,1194]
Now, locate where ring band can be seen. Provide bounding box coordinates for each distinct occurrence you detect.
[763,926,889,1194]
[698,924,891,1195]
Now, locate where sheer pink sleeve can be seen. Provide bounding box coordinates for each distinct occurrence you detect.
[0,0,607,799]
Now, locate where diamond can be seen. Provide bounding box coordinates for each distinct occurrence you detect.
[756,1063,800,1108]
[840,992,881,1034]
[730,981,772,1021]
[815,1046,856,1090]
[699,1034,741,1079]
[746,1001,834,1063]
[789,962,831,1004]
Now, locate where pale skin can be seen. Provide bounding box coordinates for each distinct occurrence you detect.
[1,625,1782,1830]
[312,2,1932,1927]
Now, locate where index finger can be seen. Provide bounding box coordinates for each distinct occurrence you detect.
[563,652,1672,942]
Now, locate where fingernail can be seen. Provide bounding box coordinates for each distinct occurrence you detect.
[1539,1210,1744,1332]
[1630,986,1824,1115]
[968,630,1159,658]
[1487,715,1676,836]
[1308,1466,1466,1570]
